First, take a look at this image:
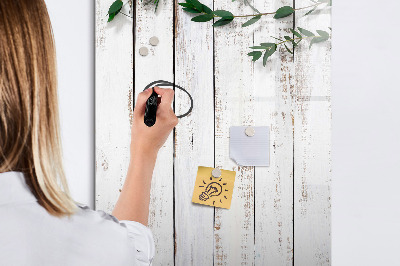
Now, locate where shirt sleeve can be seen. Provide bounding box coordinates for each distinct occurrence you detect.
[76,203,155,265]
[119,219,155,265]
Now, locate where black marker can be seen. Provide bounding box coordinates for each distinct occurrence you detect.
[144,88,158,127]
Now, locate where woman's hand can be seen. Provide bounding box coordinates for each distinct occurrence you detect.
[130,87,178,158]
[112,87,178,225]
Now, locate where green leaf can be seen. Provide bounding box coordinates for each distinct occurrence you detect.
[211,10,234,27]
[213,17,234,27]
[154,0,160,11]
[284,44,293,54]
[107,12,116,22]
[263,44,277,66]
[242,15,261,27]
[304,6,317,16]
[260,43,276,48]
[309,36,328,48]
[108,0,123,14]
[192,14,214,22]
[183,7,201,13]
[202,4,213,14]
[297,27,315,37]
[284,36,297,47]
[187,0,203,11]
[316,30,329,38]
[248,51,262,61]
[179,3,194,8]
[290,29,302,38]
[251,43,275,50]
[213,10,234,18]
[107,1,122,23]
[274,6,294,19]
[248,51,261,56]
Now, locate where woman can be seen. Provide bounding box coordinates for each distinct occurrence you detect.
[0,0,177,265]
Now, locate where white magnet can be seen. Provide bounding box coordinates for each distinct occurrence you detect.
[211,168,222,178]
[139,47,148,56]
[149,36,159,46]
[245,126,255,137]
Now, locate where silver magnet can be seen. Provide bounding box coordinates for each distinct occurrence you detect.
[211,168,222,178]
[245,126,255,137]
[139,47,148,56]
[149,36,159,46]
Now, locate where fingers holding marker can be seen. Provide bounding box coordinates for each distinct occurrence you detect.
[134,88,153,117]
[153,87,178,126]
[154,87,174,109]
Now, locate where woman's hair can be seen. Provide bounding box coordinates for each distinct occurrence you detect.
[0,0,77,216]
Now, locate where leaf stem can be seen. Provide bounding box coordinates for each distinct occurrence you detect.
[217,2,324,18]
[276,36,313,46]
[252,36,314,52]
[120,12,133,18]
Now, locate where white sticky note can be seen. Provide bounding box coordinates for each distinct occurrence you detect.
[229,126,270,167]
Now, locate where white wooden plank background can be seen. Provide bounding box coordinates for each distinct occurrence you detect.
[174,0,215,264]
[134,0,175,264]
[96,0,331,265]
[254,0,294,264]
[294,0,331,264]
[95,0,133,213]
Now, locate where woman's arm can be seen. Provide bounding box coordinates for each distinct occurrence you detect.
[112,87,178,226]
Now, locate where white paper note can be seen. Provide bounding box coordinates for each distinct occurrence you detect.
[229,126,270,167]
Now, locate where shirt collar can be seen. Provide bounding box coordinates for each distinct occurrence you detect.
[0,171,38,205]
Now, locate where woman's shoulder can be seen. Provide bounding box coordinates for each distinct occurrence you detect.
[72,202,133,240]
[74,202,120,224]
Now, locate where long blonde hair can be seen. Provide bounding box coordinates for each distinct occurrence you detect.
[0,0,77,216]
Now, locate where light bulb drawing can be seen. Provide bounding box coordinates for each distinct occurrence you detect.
[199,182,222,201]
[198,176,228,206]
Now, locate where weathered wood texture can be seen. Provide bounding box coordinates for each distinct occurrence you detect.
[254,0,294,264]
[294,0,331,265]
[174,0,215,264]
[95,0,133,212]
[95,0,331,265]
[213,0,255,264]
[134,0,175,264]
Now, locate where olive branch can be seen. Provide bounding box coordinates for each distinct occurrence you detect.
[107,0,332,66]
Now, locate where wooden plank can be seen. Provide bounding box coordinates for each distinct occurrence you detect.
[213,0,255,264]
[294,0,331,265]
[174,0,215,264]
[253,0,294,264]
[293,102,331,266]
[95,0,133,213]
[96,0,331,264]
[134,0,175,264]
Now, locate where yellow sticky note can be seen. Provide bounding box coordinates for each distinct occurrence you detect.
[192,166,236,209]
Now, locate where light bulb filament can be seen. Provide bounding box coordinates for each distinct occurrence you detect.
[199,182,222,201]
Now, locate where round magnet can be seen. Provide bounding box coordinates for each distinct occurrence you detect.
[149,36,159,46]
[139,47,148,56]
[245,126,255,137]
[211,168,222,178]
